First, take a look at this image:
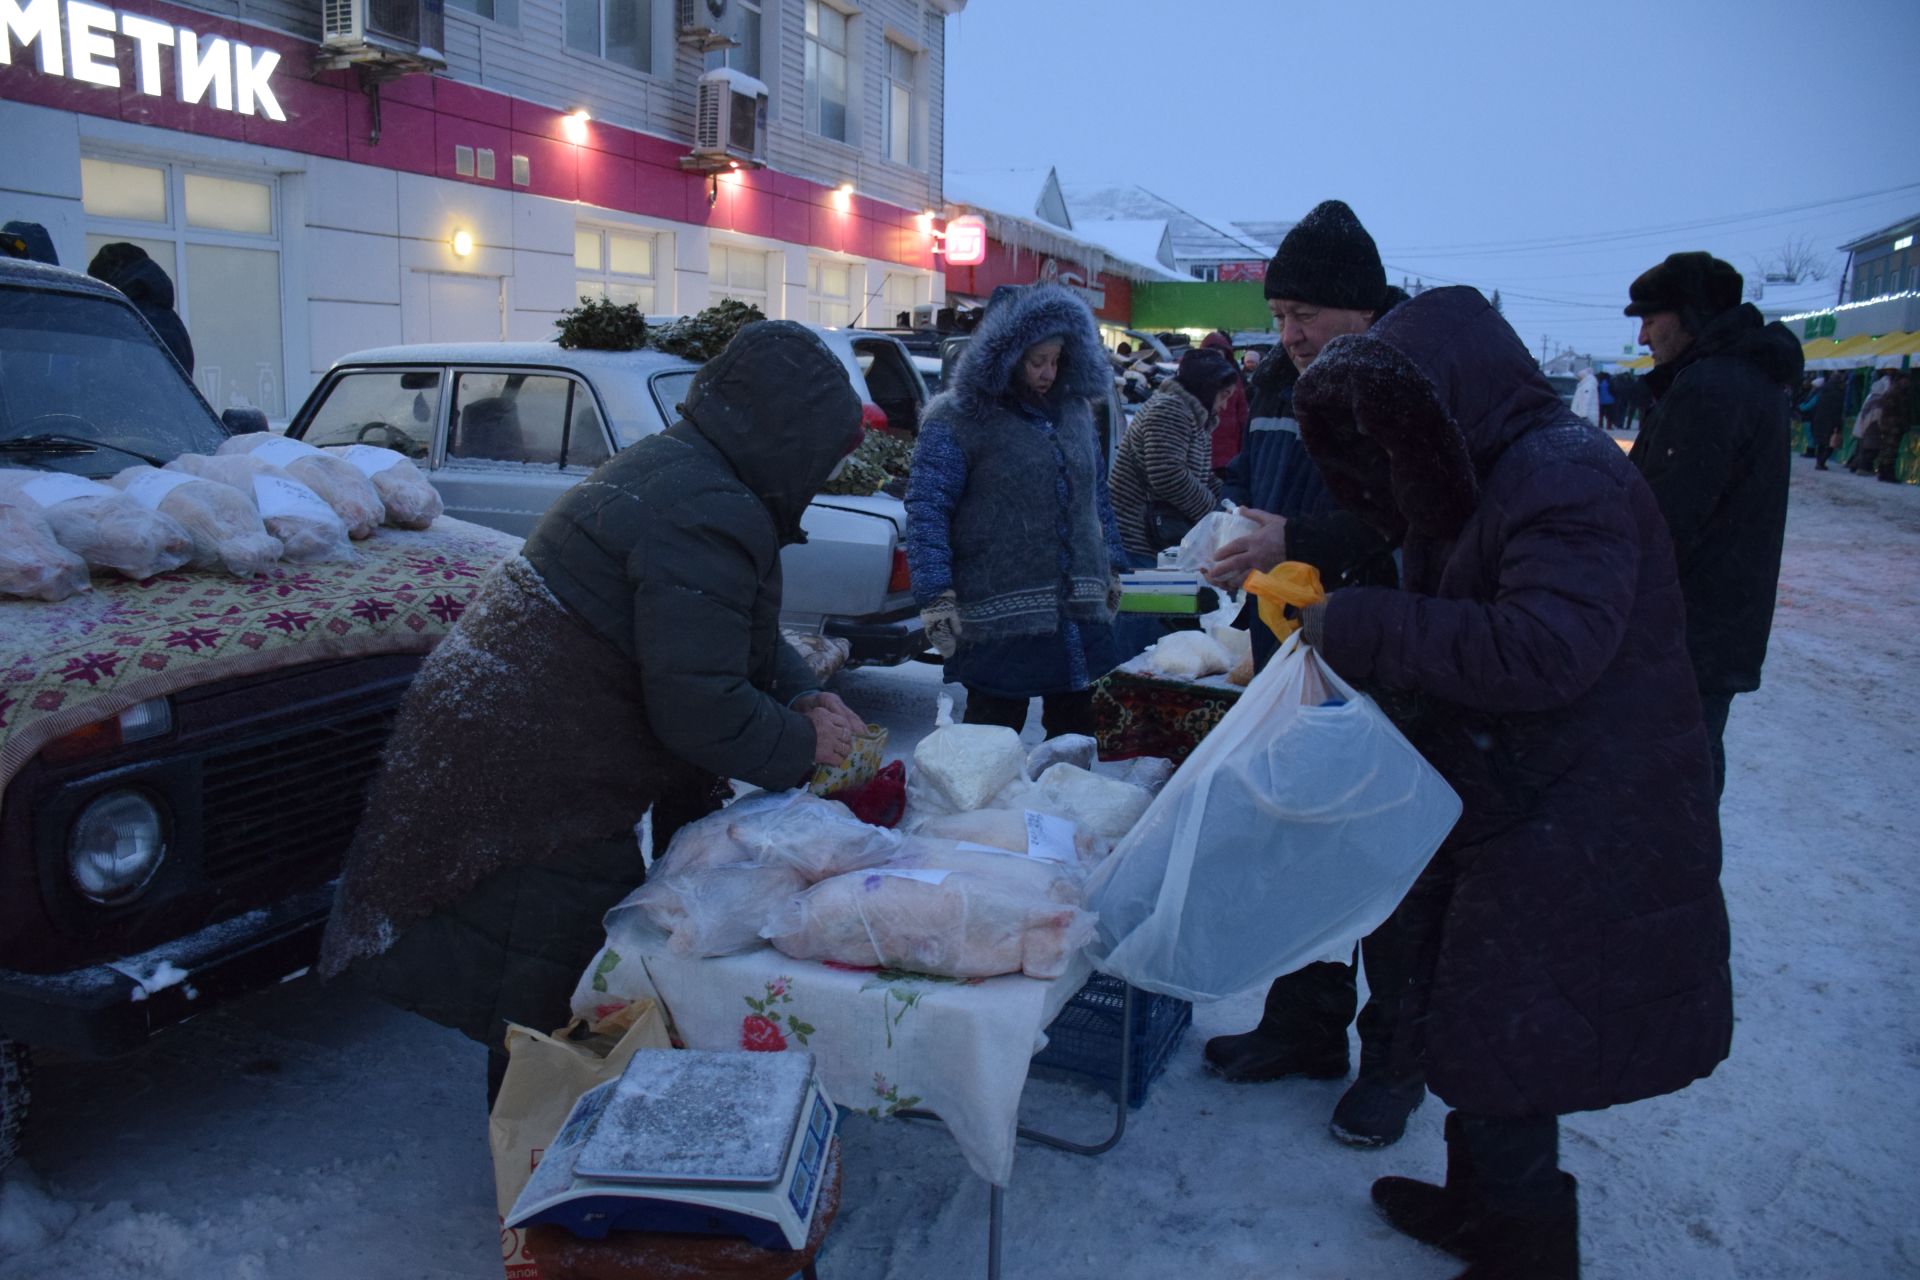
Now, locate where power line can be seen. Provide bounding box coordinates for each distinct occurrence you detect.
[1379,181,1920,259]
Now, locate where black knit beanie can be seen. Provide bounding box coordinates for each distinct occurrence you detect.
[1264,199,1387,312]
[1175,346,1236,403]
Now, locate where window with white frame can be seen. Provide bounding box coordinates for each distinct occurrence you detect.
[808,259,855,328]
[702,0,761,78]
[79,156,285,416]
[567,0,651,72]
[803,1,850,143]
[575,227,658,310]
[881,272,920,326]
[883,40,919,167]
[709,244,770,312]
[446,0,517,24]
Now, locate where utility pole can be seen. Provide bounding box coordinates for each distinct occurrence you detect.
[1539,333,1551,366]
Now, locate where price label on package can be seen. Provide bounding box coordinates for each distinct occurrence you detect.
[869,868,951,886]
[243,435,322,468]
[20,473,114,506]
[252,474,338,523]
[1023,811,1078,863]
[336,444,406,476]
[118,469,199,510]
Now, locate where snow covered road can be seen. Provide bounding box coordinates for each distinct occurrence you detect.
[3,459,1916,1279]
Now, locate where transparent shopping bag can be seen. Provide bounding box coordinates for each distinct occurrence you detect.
[1083,633,1462,1002]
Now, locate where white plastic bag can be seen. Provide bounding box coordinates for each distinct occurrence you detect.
[1172,506,1258,575]
[616,864,809,957]
[912,723,1027,812]
[726,790,902,880]
[1146,631,1234,680]
[1032,763,1153,840]
[1084,634,1462,1002]
[1026,733,1097,780]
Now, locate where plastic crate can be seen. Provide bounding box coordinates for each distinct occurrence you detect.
[1028,973,1192,1108]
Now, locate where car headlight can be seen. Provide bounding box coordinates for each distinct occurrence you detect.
[69,789,167,904]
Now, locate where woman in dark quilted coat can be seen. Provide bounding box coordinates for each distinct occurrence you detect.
[1291,287,1732,1280]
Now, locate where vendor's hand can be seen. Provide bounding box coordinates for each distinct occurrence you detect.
[805,704,855,766]
[1206,508,1287,589]
[921,591,961,659]
[796,690,865,741]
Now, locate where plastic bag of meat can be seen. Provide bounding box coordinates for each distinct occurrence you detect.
[1032,764,1154,840]
[323,444,443,530]
[913,809,1103,869]
[109,464,283,577]
[219,433,384,538]
[612,864,808,957]
[0,501,91,600]
[763,860,1096,980]
[167,454,354,563]
[885,835,1087,903]
[1026,733,1097,781]
[1147,631,1235,680]
[725,790,902,880]
[0,470,191,580]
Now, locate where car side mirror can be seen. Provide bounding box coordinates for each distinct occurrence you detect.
[221,407,270,436]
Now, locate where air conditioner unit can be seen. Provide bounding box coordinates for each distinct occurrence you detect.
[693,68,768,166]
[321,0,447,66]
[676,0,727,38]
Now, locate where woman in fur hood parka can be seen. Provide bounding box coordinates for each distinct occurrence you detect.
[905,284,1130,735]
[1292,287,1731,1280]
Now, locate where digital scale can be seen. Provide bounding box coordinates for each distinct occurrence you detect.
[505,1048,837,1251]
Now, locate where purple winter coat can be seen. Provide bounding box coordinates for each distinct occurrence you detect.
[1294,286,1732,1118]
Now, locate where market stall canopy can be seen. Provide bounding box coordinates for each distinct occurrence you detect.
[1613,355,1656,371]
[1803,332,1883,370]
[1868,330,1920,368]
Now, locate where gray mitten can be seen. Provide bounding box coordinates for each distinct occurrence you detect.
[922,591,961,658]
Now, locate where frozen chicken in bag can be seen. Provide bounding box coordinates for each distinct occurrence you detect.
[219,432,384,538]
[0,502,91,600]
[109,464,283,577]
[0,469,191,580]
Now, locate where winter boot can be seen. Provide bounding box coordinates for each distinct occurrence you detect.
[1449,1174,1579,1279]
[1371,1112,1478,1256]
[1202,965,1352,1083]
[1327,1017,1425,1147]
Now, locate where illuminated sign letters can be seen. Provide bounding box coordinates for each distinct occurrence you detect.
[944,215,987,267]
[1,0,285,119]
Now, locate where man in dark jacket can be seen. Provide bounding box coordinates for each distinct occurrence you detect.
[1202,200,1418,1151]
[87,242,194,374]
[320,321,869,1099]
[1808,368,1849,471]
[1294,286,1731,1279]
[1625,251,1804,795]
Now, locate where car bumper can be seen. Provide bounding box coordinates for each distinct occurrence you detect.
[0,884,334,1058]
[826,610,927,667]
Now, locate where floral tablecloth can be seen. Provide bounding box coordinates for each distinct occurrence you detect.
[1091,664,1244,766]
[0,519,521,792]
[570,923,1093,1186]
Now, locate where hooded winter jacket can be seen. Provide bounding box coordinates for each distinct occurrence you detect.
[1630,302,1802,695]
[87,243,194,374]
[1296,286,1732,1118]
[319,320,860,1050]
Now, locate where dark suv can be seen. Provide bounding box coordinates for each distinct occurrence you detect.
[0,259,516,1166]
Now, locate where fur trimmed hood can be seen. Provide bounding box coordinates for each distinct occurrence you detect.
[940,283,1110,417]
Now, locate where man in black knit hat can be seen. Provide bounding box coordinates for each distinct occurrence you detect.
[1204,200,1425,1149]
[1625,251,1803,797]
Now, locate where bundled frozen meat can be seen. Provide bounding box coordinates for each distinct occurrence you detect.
[109,464,283,577]
[323,444,442,530]
[1031,764,1154,840]
[762,860,1096,980]
[0,469,191,580]
[219,433,384,538]
[1145,631,1235,680]
[0,501,91,601]
[1026,734,1097,781]
[654,789,901,882]
[913,809,1102,868]
[167,453,354,563]
[616,864,809,957]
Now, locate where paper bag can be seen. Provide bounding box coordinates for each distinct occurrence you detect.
[492,1000,671,1278]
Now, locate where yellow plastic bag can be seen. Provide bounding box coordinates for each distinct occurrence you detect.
[1242,562,1327,642]
[808,722,888,797]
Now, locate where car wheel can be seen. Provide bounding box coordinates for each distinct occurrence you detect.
[0,1038,27,1171]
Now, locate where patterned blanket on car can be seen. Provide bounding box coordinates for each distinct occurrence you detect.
[0,518,521,792]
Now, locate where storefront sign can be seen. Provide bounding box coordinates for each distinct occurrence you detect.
[944,215,986,267]
[1,0,285,119]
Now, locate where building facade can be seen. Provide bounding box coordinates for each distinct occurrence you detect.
[2,0,963,419]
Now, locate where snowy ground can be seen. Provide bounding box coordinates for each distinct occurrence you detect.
[3,457,1917,1279]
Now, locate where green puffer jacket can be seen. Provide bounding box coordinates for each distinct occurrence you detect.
[320,321,864,1068]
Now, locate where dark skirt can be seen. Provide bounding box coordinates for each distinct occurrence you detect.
[945,618,1119,699]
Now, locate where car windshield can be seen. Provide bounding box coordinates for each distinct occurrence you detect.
[0,284,225,476]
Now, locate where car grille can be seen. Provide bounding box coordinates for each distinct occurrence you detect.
[199,705,400,881]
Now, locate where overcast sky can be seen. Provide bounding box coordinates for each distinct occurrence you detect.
[942,0,1920,362]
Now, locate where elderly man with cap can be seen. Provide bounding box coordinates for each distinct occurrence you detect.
[1202,200,1426,1150]
[1625,251,1803,796]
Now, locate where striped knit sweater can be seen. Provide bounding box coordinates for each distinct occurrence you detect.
[1110,380,1222,556]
